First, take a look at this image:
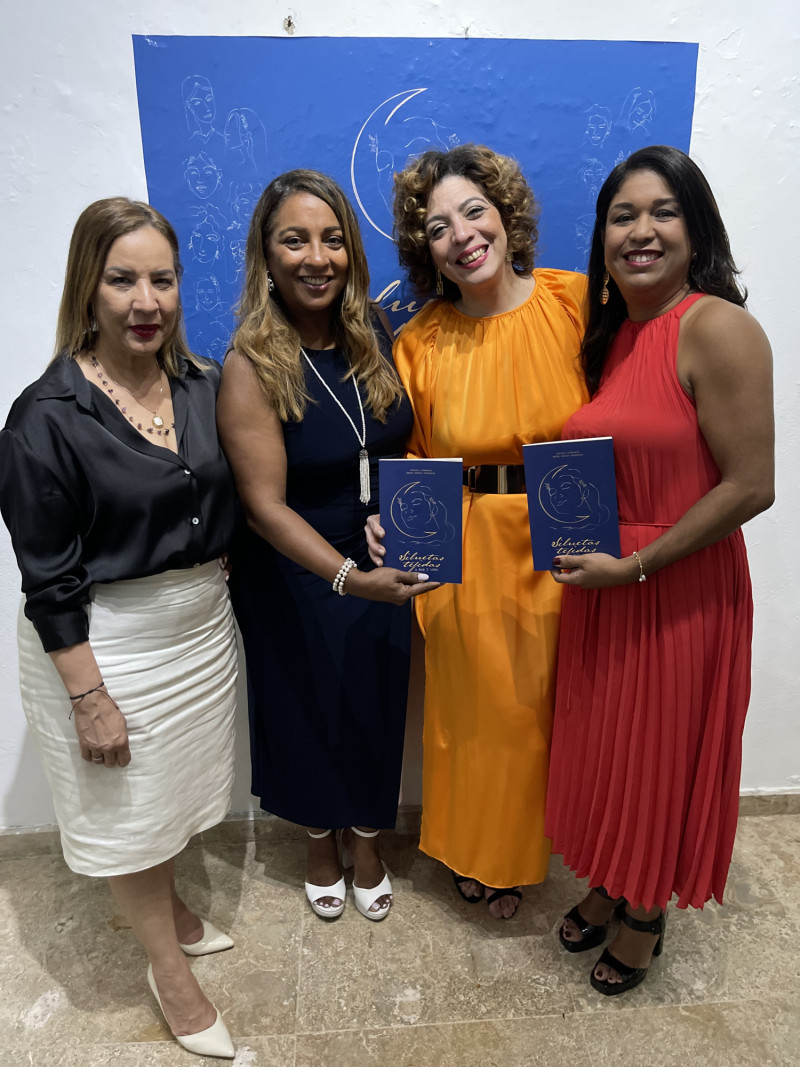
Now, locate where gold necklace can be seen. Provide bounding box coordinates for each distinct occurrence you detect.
[90,357,172,435]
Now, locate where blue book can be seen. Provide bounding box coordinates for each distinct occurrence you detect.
[522,437,621,571]
[378,459,463,583]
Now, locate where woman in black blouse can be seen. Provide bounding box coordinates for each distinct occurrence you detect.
[0,199,237,1059]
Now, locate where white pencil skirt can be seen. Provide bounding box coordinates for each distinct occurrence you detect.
[18,561,237,877]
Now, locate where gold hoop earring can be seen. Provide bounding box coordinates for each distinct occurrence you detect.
[600,271,610,306]
[435,269,444,297]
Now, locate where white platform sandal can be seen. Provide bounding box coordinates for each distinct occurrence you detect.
[345,827,393,922]
[304,829,346,919]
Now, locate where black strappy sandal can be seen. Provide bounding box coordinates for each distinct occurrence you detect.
[485,886,523,918]
[558,886,625,953]
[451,869,484,903]
[589,908,665,996]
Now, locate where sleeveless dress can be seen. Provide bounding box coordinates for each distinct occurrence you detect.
[394,270,588,888]
[546,294,753,911]
[229,345,413,829]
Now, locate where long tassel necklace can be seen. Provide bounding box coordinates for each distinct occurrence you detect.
[90,356,173,437]
[301,348,370,504]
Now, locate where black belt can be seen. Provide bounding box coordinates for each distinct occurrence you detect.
[463,464,527,494]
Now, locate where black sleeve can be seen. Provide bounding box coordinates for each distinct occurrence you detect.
[0,428,91,651]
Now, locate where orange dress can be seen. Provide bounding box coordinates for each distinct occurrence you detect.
[394,270,588,887]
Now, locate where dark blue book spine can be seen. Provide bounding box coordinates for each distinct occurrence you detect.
[522,438,621,571]
[378,459,463,583]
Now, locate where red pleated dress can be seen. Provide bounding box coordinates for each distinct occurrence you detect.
[545,294,753,911]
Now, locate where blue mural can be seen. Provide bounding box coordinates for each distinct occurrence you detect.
[132,36,698,356]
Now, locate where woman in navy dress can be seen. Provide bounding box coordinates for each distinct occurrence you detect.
[218,170,435,921]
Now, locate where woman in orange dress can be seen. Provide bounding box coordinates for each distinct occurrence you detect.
[547,146,774,994]
[370,144,588,915]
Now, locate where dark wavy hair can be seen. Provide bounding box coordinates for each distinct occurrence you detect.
[582,145,746,394]
[392,143,539,301]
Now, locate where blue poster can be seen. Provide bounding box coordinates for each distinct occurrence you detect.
[132,36,698,357]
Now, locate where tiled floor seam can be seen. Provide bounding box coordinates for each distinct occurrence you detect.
[290,1011,584,1037]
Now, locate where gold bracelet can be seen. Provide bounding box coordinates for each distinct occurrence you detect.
[631,550,647,583]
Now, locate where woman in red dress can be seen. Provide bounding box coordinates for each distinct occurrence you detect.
[545,145,774,995]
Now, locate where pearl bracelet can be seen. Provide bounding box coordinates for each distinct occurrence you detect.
[332,558,357,596]
[632,550,647,583]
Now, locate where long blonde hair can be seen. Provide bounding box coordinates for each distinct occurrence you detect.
[52,197,203,376]
[232,170,402,422]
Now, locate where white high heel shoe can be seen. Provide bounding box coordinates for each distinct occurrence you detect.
[146,963,234,1059]
[179,919,234,956]
[305,829,346,919]
[343,827,393,922]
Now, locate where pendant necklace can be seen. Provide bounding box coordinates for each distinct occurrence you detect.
[90,356,173,436]
[301,348,370,504]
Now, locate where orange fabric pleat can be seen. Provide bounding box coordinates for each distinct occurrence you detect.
[545,294,753,910]
[393,270,589,887]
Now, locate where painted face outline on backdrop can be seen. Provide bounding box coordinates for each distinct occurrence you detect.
[183,152,222,200]
[603,169,692,313]
[264,192,349,327]
[194,273,221,313]
[424,175,508,298]
[92,226,179,364]
[189,214,222,265]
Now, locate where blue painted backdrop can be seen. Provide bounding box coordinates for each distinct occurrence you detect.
[132,36,698,357]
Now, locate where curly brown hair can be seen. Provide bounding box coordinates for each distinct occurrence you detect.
[392,144,539,300]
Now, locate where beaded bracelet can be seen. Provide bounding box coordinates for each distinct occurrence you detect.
[631,550,647,583]
[332,558,357,596]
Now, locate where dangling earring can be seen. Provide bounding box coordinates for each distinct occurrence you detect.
[88,306,98,332]
[688,252,697,286]
[435,269,444,297]
[267,270,275,294]
[600,271,610,306]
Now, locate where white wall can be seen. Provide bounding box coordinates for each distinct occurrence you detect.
[1,2,798,828]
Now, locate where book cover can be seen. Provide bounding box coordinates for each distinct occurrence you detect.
[378,459,463,583]
[522,437,621,571]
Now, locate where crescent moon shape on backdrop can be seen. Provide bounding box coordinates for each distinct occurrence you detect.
[350,87,428,240]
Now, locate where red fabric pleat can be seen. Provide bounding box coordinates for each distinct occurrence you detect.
[545,295,753,911]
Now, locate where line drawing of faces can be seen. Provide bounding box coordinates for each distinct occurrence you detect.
[574,213,594,270]
[351,88,461,240]
[390,481,456,546]
[188,204,226,266]
[223,182,257,285]
[193,317,232,362]
[182,75,219,139]
[578,158,608,200]
[224,108,268,182]
[228,181,258,227]
[193,273,228,319]
[622,87,657,132]
[539,465,610,530]
[183,152,223,200]
[583,104,612,149]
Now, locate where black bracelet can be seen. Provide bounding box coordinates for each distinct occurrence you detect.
[68,681,105,701]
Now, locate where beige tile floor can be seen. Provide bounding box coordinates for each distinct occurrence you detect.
[0,810,798,1066]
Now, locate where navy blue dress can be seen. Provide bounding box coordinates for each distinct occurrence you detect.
[230,345,413,828]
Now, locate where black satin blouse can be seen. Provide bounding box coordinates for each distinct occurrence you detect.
[0,355,235,652]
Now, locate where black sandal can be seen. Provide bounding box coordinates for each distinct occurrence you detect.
[589,908,665,996]
[558,886,625,954]
[451,870,484,903]
[485,886,522,918]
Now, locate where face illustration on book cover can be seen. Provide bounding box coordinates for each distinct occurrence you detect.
[390,481,456,546]
[539,464,611,531]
